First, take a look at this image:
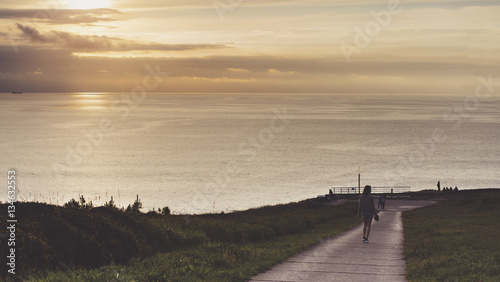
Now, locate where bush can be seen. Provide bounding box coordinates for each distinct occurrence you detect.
[104,198,117,210]
[64,198,80,209]
[64,196,93,209]
[126,198,142,213]
[161,206,170,215]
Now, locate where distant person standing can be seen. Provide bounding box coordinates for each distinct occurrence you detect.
[358,185,378,243]
[380,194,386,210]
[378,194,386,210]
[437,181,441,192]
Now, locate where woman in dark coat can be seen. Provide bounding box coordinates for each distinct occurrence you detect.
[358,185,377,243]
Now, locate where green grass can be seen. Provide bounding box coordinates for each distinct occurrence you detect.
[403,190,500,281]
[0,199,361,281]
[35,221,357,281]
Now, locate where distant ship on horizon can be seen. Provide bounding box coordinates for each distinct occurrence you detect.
[11,91,23,94]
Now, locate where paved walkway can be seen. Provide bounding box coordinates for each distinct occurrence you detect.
[251,200,436,282]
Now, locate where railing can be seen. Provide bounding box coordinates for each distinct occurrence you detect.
[330,186,411,195]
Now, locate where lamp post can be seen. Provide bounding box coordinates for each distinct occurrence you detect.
[358,166,361,194]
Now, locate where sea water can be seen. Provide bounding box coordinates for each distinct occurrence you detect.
[1,92,499,213]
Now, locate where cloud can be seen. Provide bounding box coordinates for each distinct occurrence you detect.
[0,44,494,94]
[268,68,298,75]
[227,68,250,72]
[15,23,227,51]
[118,0,500,10]
[0,8,121,24]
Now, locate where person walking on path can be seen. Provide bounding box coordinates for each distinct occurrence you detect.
[437,181,441,191]
[358,185,378,243]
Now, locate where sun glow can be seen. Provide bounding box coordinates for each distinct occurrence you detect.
[65,0,111,9]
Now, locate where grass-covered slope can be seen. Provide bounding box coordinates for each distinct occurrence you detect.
[0,199,361,280]
[403,190,500,281]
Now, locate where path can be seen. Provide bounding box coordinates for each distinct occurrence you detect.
[251,200,436,282]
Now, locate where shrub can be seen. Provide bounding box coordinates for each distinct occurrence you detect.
[104,198,117,209]
[161,206,171,215]
[64,198,80,209]
[64,196,93,209]
[126,197,142,213]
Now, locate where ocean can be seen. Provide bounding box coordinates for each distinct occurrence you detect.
[1,92,499,213]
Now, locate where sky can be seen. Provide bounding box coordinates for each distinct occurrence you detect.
[0,0,499,94]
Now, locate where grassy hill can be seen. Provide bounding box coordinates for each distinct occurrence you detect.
[0,198,361,280]
[3,189,498,281]
[403,189,500,281]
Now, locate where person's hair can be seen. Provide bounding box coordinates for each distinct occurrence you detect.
[362,185,372,195]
